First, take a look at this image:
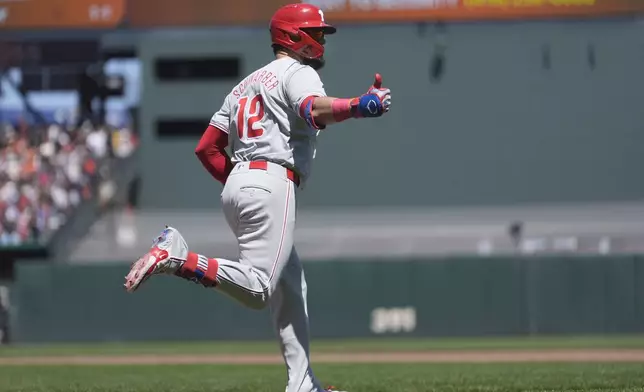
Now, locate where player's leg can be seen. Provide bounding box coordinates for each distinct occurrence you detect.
[210,163,296,309]
[270,247,325,392]
[125,162,295,312]
[124,165,340,392]
[124,228,272,309]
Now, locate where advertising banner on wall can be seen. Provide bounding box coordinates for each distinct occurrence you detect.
[1,0,641,29]
[0,0,125,29]
[309,0,644,23]
[126,0,644,28]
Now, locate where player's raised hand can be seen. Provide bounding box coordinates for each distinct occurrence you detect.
[355,73,392,117]
[368,73,391,112]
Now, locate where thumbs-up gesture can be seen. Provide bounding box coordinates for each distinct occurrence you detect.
[356,73,391,117]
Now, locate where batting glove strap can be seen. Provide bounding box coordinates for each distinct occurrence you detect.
[354,93,385,118]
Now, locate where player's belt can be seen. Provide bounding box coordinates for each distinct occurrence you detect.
[249,160,300,187]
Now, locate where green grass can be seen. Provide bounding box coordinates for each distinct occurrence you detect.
[2,335,644,357]
[1,363,644,392]
[2,336,644,392]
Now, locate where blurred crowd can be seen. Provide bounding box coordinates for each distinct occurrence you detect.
[0,120,137,246]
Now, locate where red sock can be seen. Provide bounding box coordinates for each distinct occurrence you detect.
[175,252,219,287]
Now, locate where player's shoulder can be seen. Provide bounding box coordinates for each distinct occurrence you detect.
[266,57,310,77]
[278,59,320,83]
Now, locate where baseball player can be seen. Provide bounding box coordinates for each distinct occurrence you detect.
[124,3,391,392]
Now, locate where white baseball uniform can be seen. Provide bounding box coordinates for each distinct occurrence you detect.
[208,56,327,392]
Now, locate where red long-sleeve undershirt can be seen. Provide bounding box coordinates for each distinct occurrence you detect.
[195,125,234,185]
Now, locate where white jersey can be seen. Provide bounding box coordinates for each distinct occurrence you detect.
[210,57,327,183]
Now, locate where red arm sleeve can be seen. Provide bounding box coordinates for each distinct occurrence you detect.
[195,125,234,185]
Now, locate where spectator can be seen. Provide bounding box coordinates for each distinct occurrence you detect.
[0,119,137,246]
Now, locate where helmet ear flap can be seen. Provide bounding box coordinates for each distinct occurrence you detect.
[275,26,302,44]
[289,31,302,42]
[270,21,325,60]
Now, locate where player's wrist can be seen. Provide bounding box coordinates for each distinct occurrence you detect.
[331,98,359,122]
[348,97,362,118]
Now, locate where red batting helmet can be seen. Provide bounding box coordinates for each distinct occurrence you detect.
[269,3,336,60]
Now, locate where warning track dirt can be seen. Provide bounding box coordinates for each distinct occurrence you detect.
[2,349,644,365]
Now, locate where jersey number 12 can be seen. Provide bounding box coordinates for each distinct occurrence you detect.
[237,94,265,140]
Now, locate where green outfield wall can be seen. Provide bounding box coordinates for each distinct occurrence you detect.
[137,21,644,209]
[9,256,644,343]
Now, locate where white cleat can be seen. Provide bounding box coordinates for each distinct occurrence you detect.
[124,226,189,293]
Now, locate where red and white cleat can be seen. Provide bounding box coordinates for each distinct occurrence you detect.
[325,387,347,392]
[124,226,188,293]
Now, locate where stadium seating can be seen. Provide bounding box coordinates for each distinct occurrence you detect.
[0,120,137,246]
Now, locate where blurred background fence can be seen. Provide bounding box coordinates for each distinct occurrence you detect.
[10,255,644,342]
[1,0,644,344]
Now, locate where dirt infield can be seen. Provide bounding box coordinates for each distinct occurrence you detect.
[3,349,644,365]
